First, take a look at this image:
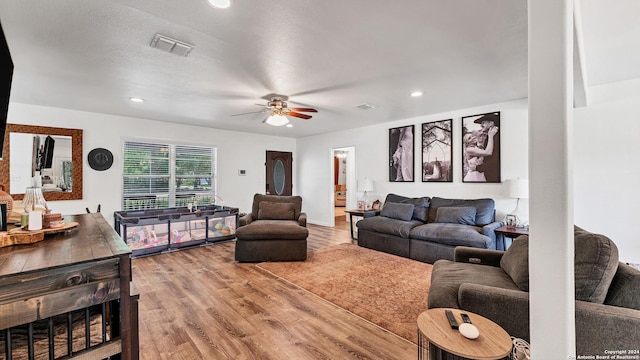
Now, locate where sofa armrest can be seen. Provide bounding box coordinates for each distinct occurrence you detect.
[481,221,504,250]
[458,283,530,341]
[454,247,504,266]
[238,213,254,227]
[575,300,640,356]
[298,212,307,227]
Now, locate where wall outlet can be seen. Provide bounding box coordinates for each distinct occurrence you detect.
[238,169,246,176]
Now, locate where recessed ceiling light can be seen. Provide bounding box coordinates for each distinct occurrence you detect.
[129,97,144,103]
[207,0,230,8]
[410,91,423,97]
[286,124,293,128]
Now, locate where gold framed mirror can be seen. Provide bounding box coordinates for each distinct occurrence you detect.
[0,124,83,201]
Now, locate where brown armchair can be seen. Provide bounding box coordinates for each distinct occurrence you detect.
[235,194,309,262]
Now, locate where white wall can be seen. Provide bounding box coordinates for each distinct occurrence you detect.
[7,103,296,225]
[574,96,640,263]
[298,97,640,263]
[299,99,529,227]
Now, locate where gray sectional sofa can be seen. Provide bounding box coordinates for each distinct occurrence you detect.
[428,226,640,356]
[356,194,504,264]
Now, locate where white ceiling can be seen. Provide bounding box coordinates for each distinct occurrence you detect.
[0,0,637,138]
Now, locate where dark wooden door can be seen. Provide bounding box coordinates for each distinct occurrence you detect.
[265,151,292,195]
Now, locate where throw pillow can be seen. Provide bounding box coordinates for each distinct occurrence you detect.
[500,236,530,291]
[434,206,477,226]
[400,197,430,222]
[258,201,296,220]
[380,202,415,221]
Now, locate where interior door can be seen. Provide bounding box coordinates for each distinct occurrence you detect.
[265,151,292,196]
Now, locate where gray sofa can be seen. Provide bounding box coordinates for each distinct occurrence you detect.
[428,226,640,356]
[355,194,503,264]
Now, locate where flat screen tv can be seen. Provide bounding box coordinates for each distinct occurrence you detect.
[41,135,55,170]
[0,21,14,160]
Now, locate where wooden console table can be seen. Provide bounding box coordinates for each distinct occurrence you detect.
[0,213,139,360]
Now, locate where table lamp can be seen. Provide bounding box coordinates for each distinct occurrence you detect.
[357,178,374,209]
[505,178,528,227]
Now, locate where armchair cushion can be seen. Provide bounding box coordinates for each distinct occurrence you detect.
[605,263,640,310]
[434,206,477,226]
[574,228,619,303]
[500,236,530,291]
[380,202,415,221]
[251,194,303,219]
[427,259,521,309]
[258,201,296,220]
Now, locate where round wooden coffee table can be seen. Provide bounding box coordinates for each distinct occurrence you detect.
[417,308,512,360]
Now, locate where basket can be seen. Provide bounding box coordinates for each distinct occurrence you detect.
[43,212,63,229]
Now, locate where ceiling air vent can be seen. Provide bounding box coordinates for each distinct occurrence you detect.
[150,34,194,57]
[356,103,376,110]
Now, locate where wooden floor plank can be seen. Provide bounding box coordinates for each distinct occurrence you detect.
[132,223,417,359]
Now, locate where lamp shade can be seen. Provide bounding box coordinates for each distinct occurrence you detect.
[265,114,289,126]
[358,178,374,192]
[507,179,529,199]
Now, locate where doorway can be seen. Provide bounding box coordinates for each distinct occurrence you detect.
[332,146,356,229]
[265,151,292,196]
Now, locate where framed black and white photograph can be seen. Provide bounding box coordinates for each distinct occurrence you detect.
[389,125,414,182]
[422,119,452,182]
[461,112,501,183]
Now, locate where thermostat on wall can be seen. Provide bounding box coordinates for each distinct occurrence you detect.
[238,169,246,176]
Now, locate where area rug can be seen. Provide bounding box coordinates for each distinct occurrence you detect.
[257,243,432,344]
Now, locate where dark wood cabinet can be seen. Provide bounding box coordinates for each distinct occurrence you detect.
[0,213,138,359]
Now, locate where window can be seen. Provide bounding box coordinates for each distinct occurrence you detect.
[122,141,216,211]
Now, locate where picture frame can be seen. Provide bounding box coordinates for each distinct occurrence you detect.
[389,125,415,182]
[505,214,517,228]
[421,119,452,182]
[461,112,501,183]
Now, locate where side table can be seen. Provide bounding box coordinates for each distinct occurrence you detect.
[417,308,511,360]
[494,225,529,250]
[345,209,380,240]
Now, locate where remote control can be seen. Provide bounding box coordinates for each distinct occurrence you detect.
[461,313,472,324]
[445,310,459,329]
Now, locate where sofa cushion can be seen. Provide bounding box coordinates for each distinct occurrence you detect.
[434,206,477,226]
[380,202,415,221]
[410,223,491,248]
[428,197,495,226]
[384,193,430,222]
[356,216,423,239]
[574,228,619,303]
[500,236,530,291]
[258,201,296,220]
[428,259,521,309]
[604,263,640,310]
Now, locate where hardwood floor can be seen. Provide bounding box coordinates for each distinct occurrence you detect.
[132,224,416,359]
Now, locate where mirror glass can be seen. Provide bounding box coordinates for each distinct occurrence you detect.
[0,124,83,201]
[10,133,73,193]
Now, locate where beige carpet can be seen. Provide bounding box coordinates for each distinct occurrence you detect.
[257,243,432,344]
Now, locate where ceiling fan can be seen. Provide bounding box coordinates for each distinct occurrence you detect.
[231,96,318,126]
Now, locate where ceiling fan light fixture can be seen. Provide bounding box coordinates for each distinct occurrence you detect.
[265,114,289,126]
[207,0,231,8]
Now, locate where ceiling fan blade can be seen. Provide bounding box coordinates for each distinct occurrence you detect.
[288,112,312,120]
[289,107,318,113]
[230,109,268,117]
